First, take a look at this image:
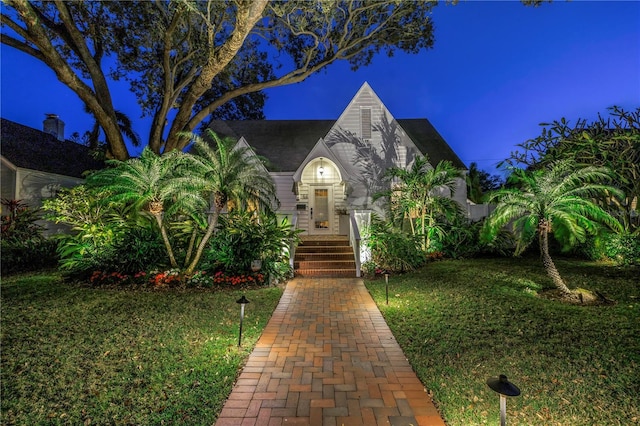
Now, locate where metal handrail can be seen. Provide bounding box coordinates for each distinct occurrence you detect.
[349,211,361,277]
[289,211,299,270]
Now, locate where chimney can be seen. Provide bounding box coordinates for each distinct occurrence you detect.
[43,114,65,141]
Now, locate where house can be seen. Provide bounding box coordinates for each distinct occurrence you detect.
[1,115,103,232]
[1,84,478,238]
[209,82,472,236]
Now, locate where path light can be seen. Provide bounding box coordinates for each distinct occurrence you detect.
[236,295,250,347]
[487,374,521,426]
[384,271,390,305]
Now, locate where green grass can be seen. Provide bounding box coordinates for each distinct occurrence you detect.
[1,272,282,425]
[365,257,639,426]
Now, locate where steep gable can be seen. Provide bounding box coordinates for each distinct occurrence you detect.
[207,83,467,179]
[208,120,334,172]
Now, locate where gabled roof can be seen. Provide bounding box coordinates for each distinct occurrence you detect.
[209,118,466,172]
[1,118,104,178]
[209,120,335,172]
[399,119,466,170]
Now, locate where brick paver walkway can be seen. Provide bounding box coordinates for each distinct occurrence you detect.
[215,278,445,426]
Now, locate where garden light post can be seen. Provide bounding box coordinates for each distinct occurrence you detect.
[236,295,250,347]
[487,374,520,426]
[384,271,390,305]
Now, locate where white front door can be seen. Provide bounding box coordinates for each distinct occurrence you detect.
[310,186,333,234]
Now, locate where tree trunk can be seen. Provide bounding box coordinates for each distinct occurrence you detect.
[183,229,199,268]
[539,225,573,297]
[154,213,177,269]
[185,210,219,275]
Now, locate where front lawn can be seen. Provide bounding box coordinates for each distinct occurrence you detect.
[365,257,639,426]
[1,272,282,425]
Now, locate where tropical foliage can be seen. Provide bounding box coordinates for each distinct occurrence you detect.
[86,147,197,268]
[44,133,289,283]
[382,155,464,251]
[363,214,425,273]
[203,211,301,282]
[502,106,640,233]
[465,162,503,204]
[482,161,623,300]
[178,130,278,274]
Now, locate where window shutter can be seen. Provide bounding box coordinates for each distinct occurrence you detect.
[361,108,372,140]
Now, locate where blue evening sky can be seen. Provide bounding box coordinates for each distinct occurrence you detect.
[1,1,639,173]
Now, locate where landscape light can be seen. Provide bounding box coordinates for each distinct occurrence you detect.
[236,295,250,347]
[487,374,521,426]
[384,271,390,305]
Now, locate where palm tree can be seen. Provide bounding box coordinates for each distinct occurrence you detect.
[81,104,142,157]
[179,130,278,275]
[384,156,464,251]
[87,147,201,268]
[482,161,623,299]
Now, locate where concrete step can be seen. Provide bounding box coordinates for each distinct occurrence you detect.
[294,236,357,278]
[294,252,355,261]
[296,268,357,278]
[298,239,350,247]
[294,260,356,269]
[296,245,353,254]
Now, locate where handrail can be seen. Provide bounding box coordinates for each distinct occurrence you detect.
[349,211,361,277]
[289,211,299,270]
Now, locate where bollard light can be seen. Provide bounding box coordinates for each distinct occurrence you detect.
[384,271,390,305]
[487,374,520,426]
[236,295,250,347]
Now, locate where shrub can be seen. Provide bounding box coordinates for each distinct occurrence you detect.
[203,211,300,278]
[1,199,45,241]
[364,215,425,273]
[53,224,121,278]
[571,230,640,265]
[1,239,59,275]
[1,199,58,275]
[603,231,640,265]
[107,226,168,273]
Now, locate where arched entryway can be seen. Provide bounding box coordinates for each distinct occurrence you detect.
[297,157,345,235]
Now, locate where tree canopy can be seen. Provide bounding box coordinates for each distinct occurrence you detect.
[2,0,438,160]
[501,106,640,232]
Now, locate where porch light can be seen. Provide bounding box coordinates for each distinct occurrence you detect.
[487,374,520,426]
[236,295,250,347]
[318,158,324,177]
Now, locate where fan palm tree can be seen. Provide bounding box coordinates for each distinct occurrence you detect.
[482,161,623,300]
[384,156,464,251]
[179,130,278,275]
[87,147,201,268]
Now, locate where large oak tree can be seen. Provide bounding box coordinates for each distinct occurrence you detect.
[2,0,438,160]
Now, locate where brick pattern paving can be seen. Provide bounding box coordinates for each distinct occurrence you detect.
[215,278,445,426]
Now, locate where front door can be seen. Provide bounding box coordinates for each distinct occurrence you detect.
[310,186,333,234]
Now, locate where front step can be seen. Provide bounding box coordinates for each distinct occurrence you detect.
[296,268,357,278]
[294,236,357,278]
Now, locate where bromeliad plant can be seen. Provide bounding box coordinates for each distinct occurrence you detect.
[482,160,623,302]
